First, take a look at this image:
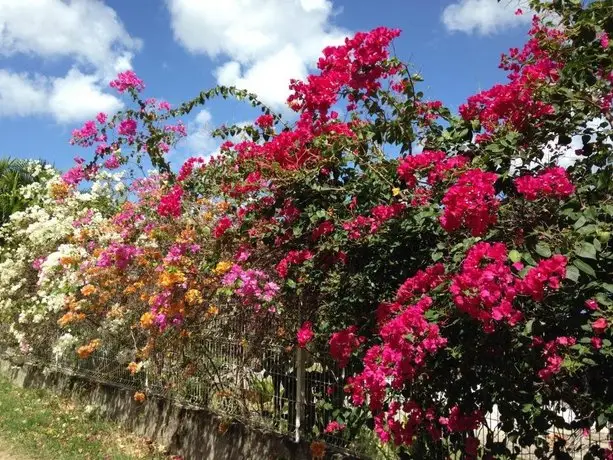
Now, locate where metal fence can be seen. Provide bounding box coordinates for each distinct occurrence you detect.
[9,340,613,459]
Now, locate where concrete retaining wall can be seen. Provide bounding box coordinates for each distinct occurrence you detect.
[0,359,313,460]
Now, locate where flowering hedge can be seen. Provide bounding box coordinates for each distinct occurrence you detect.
[1,0,613,458]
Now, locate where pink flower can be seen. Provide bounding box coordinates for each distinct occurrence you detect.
[213,216,233,238]
[177,157,205,181]
[96,112,107,124]
[324,421,346,434]
[255,114,274,128]
[297,321,314,348]
[157,185,183,218]
[585,299,599,311]
[440,169,500,237]
[395,264,446,305]
[592,317,609,335]
[234,246,252,262]
[287,27,401,120]
[276,250,313,278]
[70,120,98,147]
[311,220,335,241]
[62,164,85,185]
[118,119,137,136]
[103,156,120,169]
[450,242,522,330]
[520,255,567,301]
[110,70,145,93]
[601,33,610,49]
[397,151,468,189]
[515,8,523,15]
[515,167,575,201]
[32,257,46,270]
[592,336,603,349]
[329,326,364,368]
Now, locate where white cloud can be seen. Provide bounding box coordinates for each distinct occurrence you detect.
[0,70,47,117]
[183,109,215,154]
[442,0,531,35]
[0,0,140,123]
[48,69,124,123]
[165,0,348,109]
[0,68,124,123]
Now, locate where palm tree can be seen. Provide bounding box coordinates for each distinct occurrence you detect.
[0,157,40,226]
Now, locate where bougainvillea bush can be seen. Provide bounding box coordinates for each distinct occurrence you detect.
[1,0,613,458]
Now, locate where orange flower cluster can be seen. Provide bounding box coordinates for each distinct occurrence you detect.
[58,311,86,327]
[49,181,71,200]
[80,284,97,296]
[76,339,101,359]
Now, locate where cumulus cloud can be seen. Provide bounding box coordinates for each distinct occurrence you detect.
[48,69,125,123]
[0,0,140,123]
[183,109,215,154]
[442,0,531,35]
[165,0,348,109]
[0,70,47,117]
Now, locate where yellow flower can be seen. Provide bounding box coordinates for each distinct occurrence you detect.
[133,391,146,403]
[206,305,219,318]
[185,289,203,306]
[159,271,186,288]
[140,312,154,328]
[49,181,71,200]
[392,187,401,196]
[213,261,233,275]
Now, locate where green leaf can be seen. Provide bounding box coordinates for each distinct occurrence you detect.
[573,259,596,278]
[486,143,504,153]
[509,250,522,263]
[523,252,537,266]
[566,265,580,282]
[574,216,587,229]
[576,241,597,260]
[597,413,608,429]
[535,243,552,258]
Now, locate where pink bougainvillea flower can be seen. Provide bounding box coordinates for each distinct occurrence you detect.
[110,70,145,93]
[297,321,314,348]
[592,317,609,335]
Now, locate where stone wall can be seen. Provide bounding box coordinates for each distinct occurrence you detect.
[0,359,313,460]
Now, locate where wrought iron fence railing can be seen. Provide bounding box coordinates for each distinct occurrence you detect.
[3,343,611,459]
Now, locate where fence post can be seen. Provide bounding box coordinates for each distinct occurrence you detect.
[295,346,306,443]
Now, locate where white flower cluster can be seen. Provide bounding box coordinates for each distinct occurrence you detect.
[0,162,126,352]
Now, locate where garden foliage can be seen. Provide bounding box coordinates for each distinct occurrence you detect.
[1,0,612,458]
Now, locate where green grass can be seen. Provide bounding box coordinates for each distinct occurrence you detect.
[0,376,168,460]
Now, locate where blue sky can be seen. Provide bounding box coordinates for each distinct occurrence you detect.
[0,0,531,172]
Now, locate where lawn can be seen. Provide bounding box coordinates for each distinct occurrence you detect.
[0,375,169,460]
